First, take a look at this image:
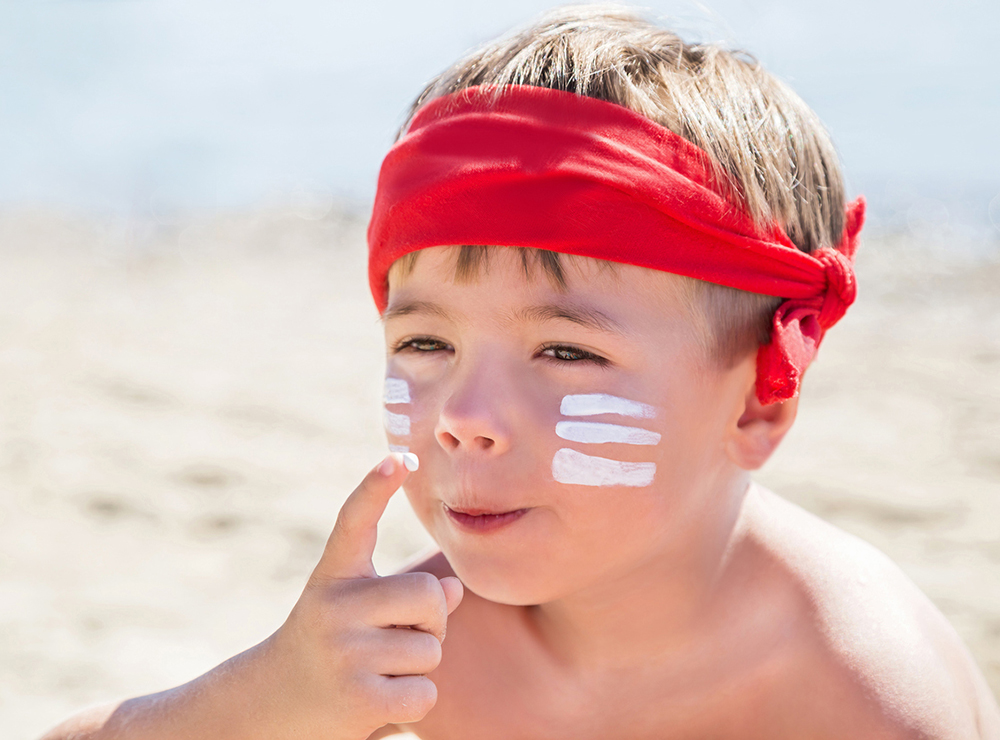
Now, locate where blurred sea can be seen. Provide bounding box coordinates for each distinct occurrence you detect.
[1,0,998,253]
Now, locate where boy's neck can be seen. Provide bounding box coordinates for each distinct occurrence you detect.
[524,470,756,672]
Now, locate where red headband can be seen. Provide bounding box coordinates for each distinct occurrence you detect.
[368,85,864,404]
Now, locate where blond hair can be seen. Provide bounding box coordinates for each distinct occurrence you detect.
[392,4,847,363]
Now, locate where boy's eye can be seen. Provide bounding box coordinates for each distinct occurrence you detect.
[393,336,452,354]
[539,344,610,366]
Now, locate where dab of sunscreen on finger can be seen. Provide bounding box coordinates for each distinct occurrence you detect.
[552,448,655,487]
[384,377,411,404]
[402,452,419,472]
[383,409,411,436]
[560,393,656,419]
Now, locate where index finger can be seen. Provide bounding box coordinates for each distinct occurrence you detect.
[310,453,418,583]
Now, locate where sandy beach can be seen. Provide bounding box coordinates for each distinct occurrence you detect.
[1,207,997,738]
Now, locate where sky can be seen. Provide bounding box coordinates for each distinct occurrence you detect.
[1,0,998,239]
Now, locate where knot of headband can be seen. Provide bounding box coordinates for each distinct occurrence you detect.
[368,85,864,404]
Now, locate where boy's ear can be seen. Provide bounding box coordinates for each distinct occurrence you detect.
[725,383,798,470]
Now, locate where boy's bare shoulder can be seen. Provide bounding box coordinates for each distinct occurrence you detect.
[746,484,999,739]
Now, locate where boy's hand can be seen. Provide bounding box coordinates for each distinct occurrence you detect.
[255,453,463,740]
[37,455,462,740]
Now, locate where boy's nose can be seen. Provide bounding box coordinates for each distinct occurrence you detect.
[434,369,512,455]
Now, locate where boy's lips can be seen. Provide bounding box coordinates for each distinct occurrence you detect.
[443,504,529,533]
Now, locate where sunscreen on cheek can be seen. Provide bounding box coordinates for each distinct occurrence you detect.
[556,421,661,446]
[383,377,412,452]
[552,393,659,487]
[383,377,411,404]
[560,393,656,419]
[552,448,656,487]
[382,410,411,436]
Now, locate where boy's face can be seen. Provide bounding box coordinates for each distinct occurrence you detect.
[383,247,756,605]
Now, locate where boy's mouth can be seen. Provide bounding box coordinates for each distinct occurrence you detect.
[443,504,528,533]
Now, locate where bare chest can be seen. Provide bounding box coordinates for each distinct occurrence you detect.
[400,623,883,740]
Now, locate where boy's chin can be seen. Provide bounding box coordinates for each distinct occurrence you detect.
[443,551,564,606]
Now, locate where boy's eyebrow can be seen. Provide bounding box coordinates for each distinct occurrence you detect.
[382,300,453,322]
[518,303,629,335]
[383,300,627,336]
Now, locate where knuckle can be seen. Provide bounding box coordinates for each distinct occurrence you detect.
[407,678,439,718]
[401,629,442,667]
[387,678,437,722]
[384,629,441,674]
[411,572,445,605]
[420,632,443,667]
[411,570,439,593]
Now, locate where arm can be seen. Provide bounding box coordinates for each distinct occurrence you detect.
[41,679,406,740]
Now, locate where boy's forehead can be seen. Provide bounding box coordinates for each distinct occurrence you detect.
[391,246,647,297]
[384,246,697,330]
[389,245,689,289]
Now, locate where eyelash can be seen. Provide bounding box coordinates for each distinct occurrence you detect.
[392,337,453,354]
[538,343,610,367]
[391,337,610,367]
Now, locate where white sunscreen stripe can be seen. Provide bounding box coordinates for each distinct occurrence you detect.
[383,378,411,404]
[388,444,410,453]
[560,394,656,419]
[555,421,661,446]
[382,410,411,436]
[552,448,656,487]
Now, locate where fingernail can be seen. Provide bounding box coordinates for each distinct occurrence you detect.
[377,456,396,476]
[402,452,419,472]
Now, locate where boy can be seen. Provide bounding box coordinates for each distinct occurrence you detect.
[45,5,999,739]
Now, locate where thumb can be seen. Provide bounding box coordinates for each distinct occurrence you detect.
[310,453,417,583]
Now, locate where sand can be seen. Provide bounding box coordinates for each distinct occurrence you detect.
[1,208,997,738]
